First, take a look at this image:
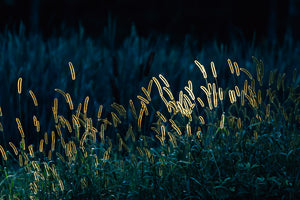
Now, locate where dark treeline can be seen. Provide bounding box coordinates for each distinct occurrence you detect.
[1,0,299,44]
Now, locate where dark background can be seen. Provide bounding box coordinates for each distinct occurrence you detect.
[0,0,299,43]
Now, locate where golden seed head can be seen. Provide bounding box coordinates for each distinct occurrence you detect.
[83,96,89,114]
[29,90,38,106]
[0,145,7,161]
[233,62,240,76]
[210,61,217,78]
[220,113,225,129]
[68,61,76,80]
[227,59,234,74]
[152,77,163,96]
[194,60,207,79]
[17,77,22,94]
[159,74,170,88]
[9,142,18,155]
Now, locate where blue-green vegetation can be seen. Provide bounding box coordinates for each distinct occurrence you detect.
[0,24,299,199]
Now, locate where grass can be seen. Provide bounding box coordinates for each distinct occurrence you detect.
[0,23,299,199]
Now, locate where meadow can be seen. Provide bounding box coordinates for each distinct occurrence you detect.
[0,23,299,199]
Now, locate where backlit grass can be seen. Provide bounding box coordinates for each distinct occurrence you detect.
[0,24,299,199]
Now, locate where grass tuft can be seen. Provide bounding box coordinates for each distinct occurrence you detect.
[0,25,299,199]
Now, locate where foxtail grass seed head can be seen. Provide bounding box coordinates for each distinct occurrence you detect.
[33,115,38,127]
[186,123,192,136]
[129,99,137,119]
[241,90,245,106]
[155,135,164,146]
[29,90,38,106]
[194,60,207,79]
[66,93,74,110]
[160,125,166,139]
[141,101,149,116]
[171,121,182,136]
[244,80,248,94]
[220,113,225,129]
[234,86,240,97]
[76,103,82,118]
[36,121,40,132]
[212,83,218,108]
[39,139,44,153]
[151,127,160,135]
[54,88,66,99]
[16,117,21,127]
[44,132,48,145]
[206,94,213,110]
[100,124,105,143]
[138,106,145,132]
[59,179,64,191]
[17,77,22,94]
[258,89,262,104]
[237,117,242,129]
[197,97,205,107]
[229,90,234,104]
[0,145,7,161]
[0,106,2,117]
[184,86,195,100]
[179,91,183,105]
[233,61,240,76]
[9,142,18,155]
[163,87,174,100]
[55,125,62,137]
[183,94,193,107]
[28,144,34,158]
[147,79,153,95]
[156,111,167,122]
[200,85,209,97]
[65,119,72,133]
[256,114,262,121]
[97,105,103,121]
[167,132,177,148]
[23,152,28,165]
[188,80,193,91]
[251,79,256,93]
[210,61,217,78]
[218,87,224,101]
[111,112,121,127]
[141,87,151,101]
[18,154,23,167]
[16,118,25,138]
[231,90,237,103]
[199,115,205,125]
[153,77,163,96]
[83,96,89,114]
[137,95,150,104]
[159,74,170,88]
[207,83,212,94]
[160,95,168,109]
[227,59,234,74]
[240,68,253,80]
[51,131,55,151]
[20,138,25,150]
[48,150,52,160]
[68,61,76,80]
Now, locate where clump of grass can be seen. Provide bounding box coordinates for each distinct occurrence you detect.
[0,23,300,199]
[0,49,299,199]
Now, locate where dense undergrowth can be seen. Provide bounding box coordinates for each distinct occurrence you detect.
[0,24,299,199]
